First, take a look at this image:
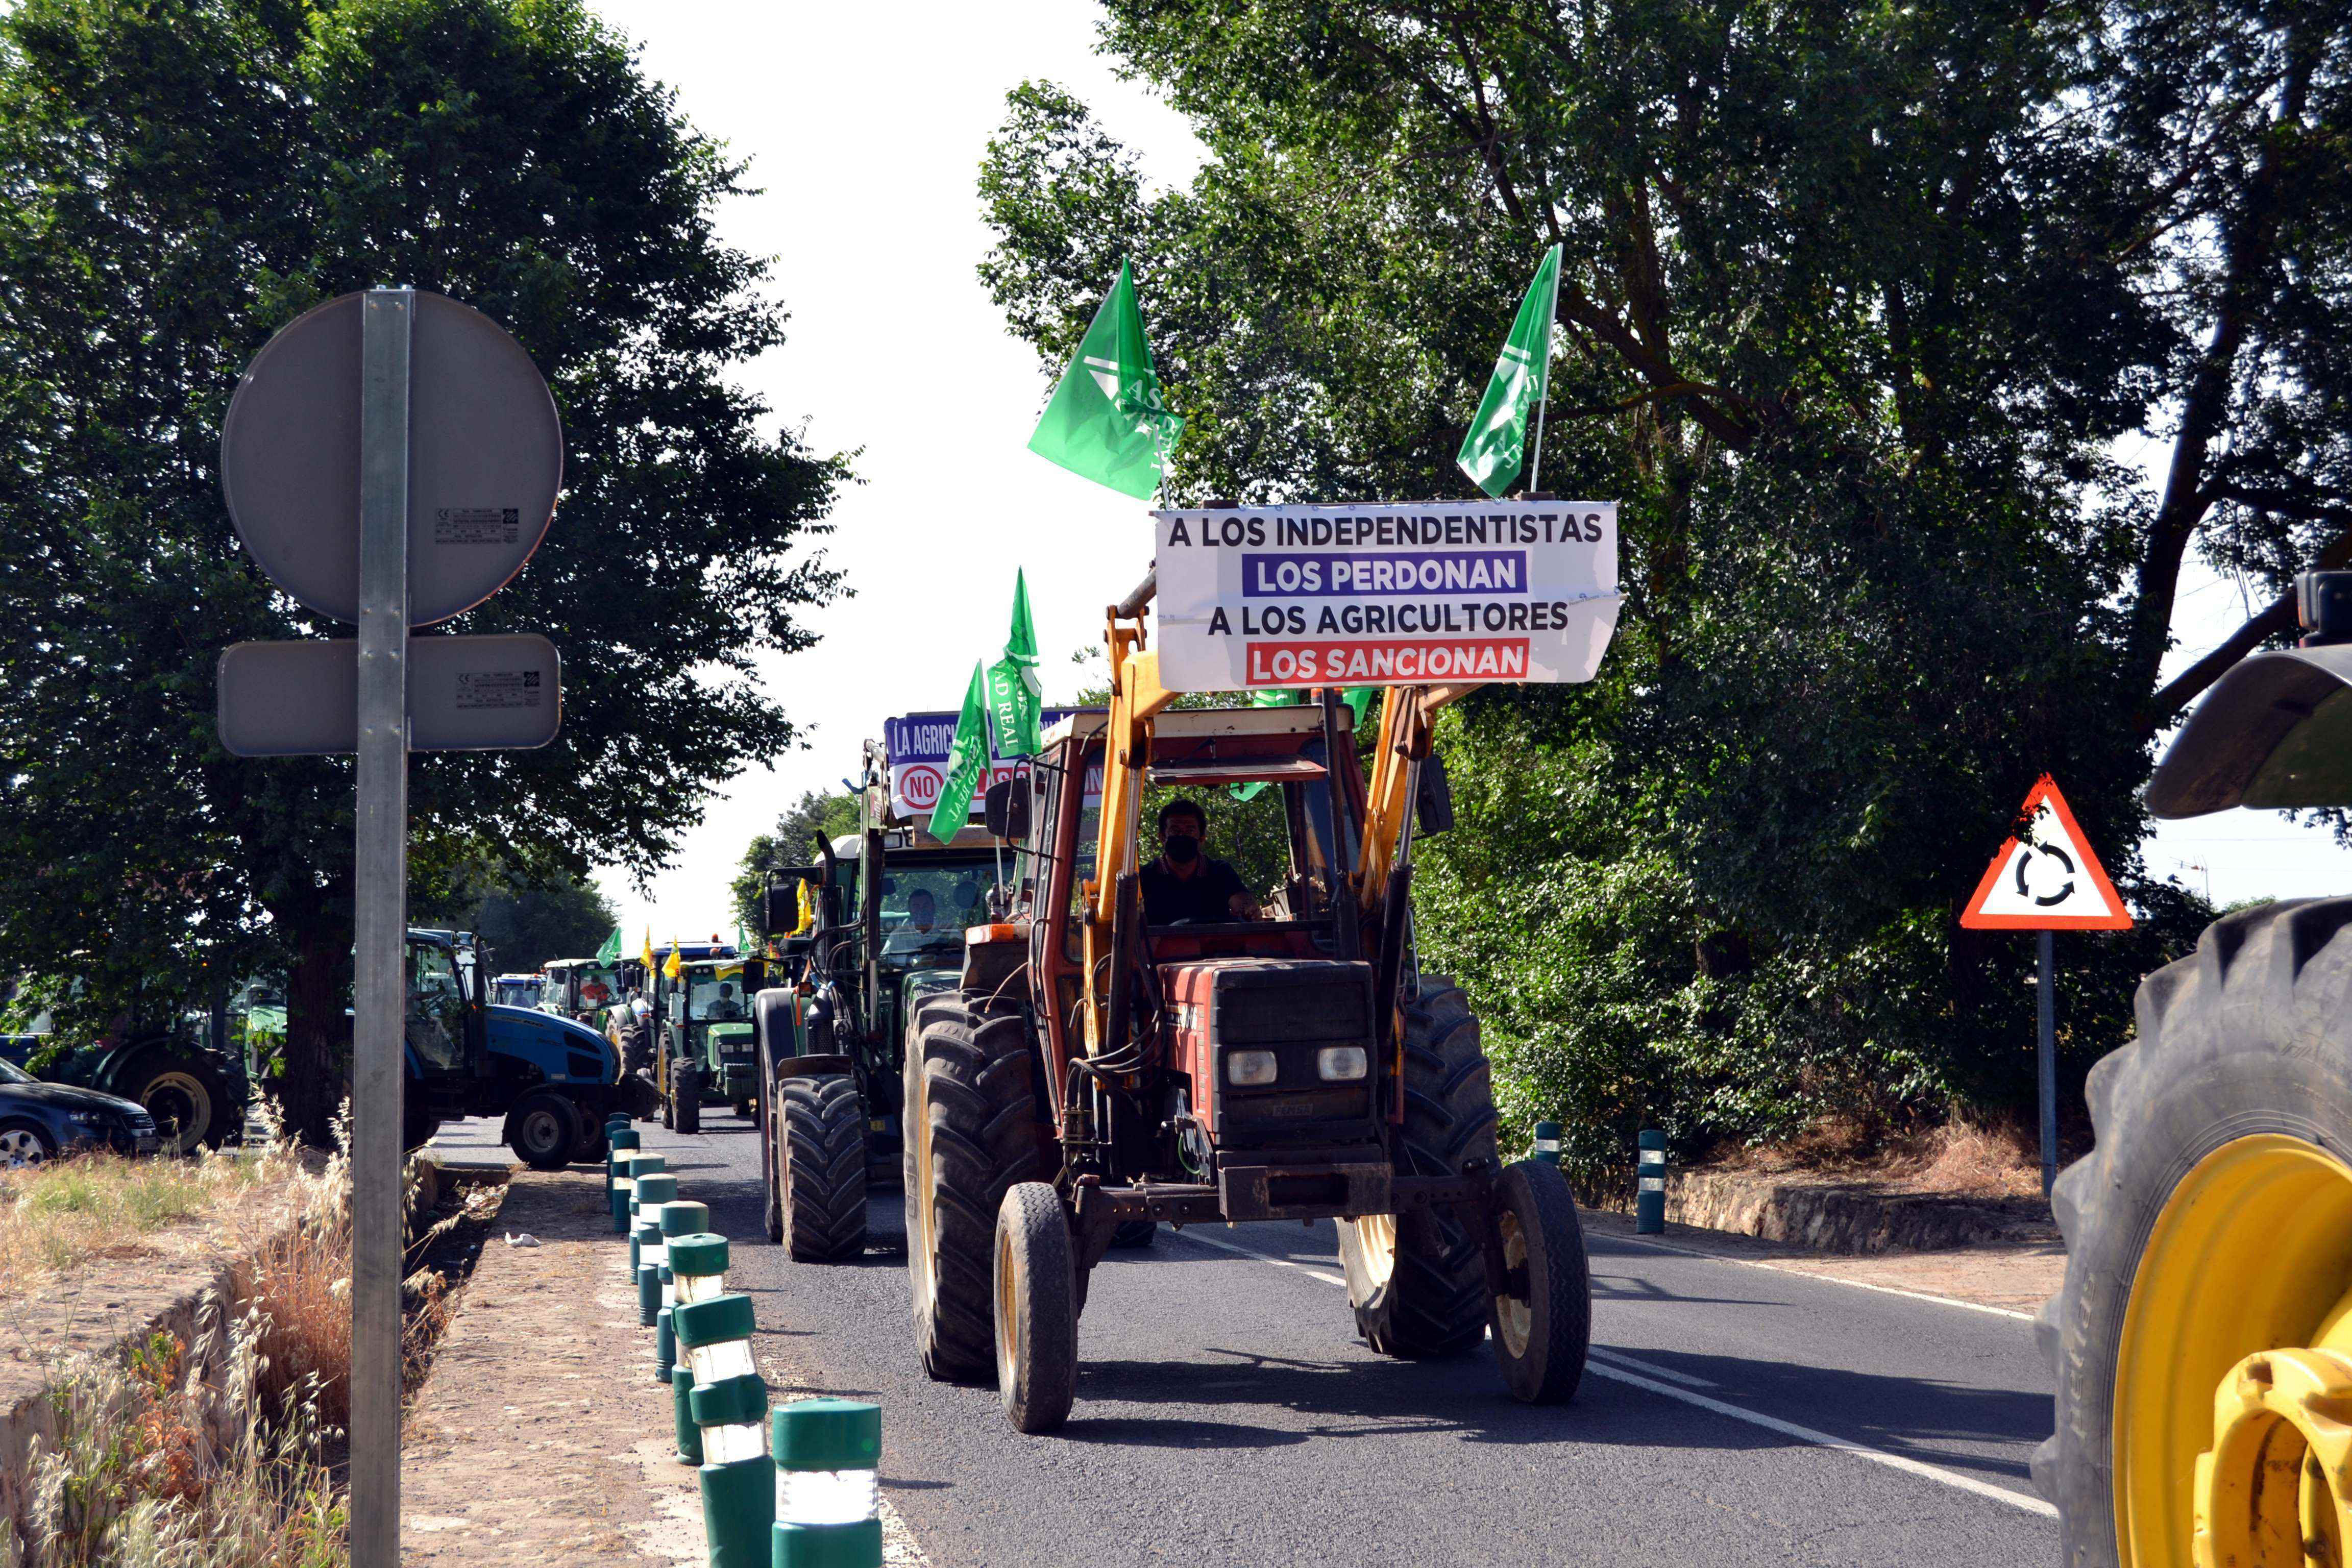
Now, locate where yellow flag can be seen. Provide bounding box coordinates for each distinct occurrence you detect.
[794,879,815,936]
[640,927,655,972]
[663,941,682,981]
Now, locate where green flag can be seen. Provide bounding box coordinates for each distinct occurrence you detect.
[928,662,991,843]
[1456,245,1562,498]
[983,569,1044,759]
[595,926,623,963]
[1027,259,1184,500]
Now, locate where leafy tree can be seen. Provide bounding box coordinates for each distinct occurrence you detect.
[973,0,2341,1171]
[0,0,845,1141]
[413,861,617,976]
[730,790,862,931]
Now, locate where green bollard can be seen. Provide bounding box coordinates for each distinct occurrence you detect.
[621,1156,667,1239]
[673,1363,703,1464]
[609,1140,647,1233]
[771,1399,883,1568]
[669,1234,730,1305]
[1637,1129,1667,1234]
[694,1374,774,1567]
[1532,1120,1562,1165]
[636,1218,665,1327]
[657,1304,676,1383]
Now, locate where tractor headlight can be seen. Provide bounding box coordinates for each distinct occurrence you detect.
[1226,1050,1278,1087]
[1316,1046,1368,1082]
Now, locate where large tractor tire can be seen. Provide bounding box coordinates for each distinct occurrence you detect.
[2037,898,2352,1568]
[1336,976,1497,1357]
[120,1050,232,1155]
[904,998,1043,1382]
[778,1073,868,1262]
[994,1182,1078,1433]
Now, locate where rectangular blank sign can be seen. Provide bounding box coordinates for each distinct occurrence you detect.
[218,633,561,755]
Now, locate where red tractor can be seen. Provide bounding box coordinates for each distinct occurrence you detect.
[902,574,1590,1431]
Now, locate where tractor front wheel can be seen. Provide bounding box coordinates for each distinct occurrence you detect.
[779,1073,868,1262]
[994,1182,1077,1433]
[1487,1159,1590,1403]
[1336,977,1497,1357]
[904,999,1042,1382]
[674,1061,701,1135]
[507,1091,580,1171]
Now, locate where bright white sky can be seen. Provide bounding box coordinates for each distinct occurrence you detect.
[583,1,2351,942]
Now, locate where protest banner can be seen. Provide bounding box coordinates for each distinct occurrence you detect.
[1152,501,1620,692]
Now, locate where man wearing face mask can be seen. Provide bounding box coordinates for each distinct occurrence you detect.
[1139,798,1259,925]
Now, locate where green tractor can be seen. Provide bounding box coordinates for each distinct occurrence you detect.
[752,724,1047,1262]
[538,957,623,1031]
[650,944,758,1134]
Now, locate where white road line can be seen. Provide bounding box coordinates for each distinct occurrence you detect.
[1160,1224,2054,1520]
[1172,1227,1349,1285]
[1585,1345,1717,1389]
[1583,1362,2057,1518]
[1600,1232,2040,1323]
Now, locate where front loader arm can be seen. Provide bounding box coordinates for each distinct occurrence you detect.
[1354,682,1478,919]
[1084,591,1179,1053]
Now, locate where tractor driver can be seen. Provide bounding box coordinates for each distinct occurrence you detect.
[704,982,744,1021]
[883,889,942,953]
[1140,798,1259,925]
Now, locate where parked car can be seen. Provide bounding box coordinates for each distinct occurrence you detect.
[0,1055,160,1167]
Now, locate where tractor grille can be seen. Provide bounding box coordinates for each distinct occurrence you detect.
[1198,960,1379,1150]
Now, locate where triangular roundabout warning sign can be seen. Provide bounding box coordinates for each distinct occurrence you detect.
[1961,776,2133,930]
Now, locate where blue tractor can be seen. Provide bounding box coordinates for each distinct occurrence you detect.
[404,929,658,1168]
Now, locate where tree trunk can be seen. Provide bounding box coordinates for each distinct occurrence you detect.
[278,893,355,1148]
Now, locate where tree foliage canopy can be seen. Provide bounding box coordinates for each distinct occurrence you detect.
[979,0,2347,1174]
[0,0,845,1136]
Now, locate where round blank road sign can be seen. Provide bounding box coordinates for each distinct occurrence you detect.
[220,290,562,627]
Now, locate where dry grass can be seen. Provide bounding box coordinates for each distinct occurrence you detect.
[0,1153,269,1294]
[1712,1114,2045,1199]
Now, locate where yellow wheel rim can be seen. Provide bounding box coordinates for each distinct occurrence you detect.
[1353,1213,1396,1290]
[1494,1208,1532,1358]
[913,1071,939,1313]
[2117,1134,2352,1567]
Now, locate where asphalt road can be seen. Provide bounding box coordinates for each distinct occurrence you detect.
[431,1110,2059,1567]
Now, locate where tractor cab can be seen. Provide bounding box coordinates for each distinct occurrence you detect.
[538,958,621,1027]
[491,973,543,1010]
[1009,701,1391,1213]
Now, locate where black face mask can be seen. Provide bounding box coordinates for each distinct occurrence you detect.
[1163,834,1200,866]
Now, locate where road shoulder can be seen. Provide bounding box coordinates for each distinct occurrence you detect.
[402,1169,703,1565]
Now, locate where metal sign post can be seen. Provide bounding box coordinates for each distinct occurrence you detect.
[350,286,412,1568]
[1958,775,2134,1202]
[216,285,563,1566]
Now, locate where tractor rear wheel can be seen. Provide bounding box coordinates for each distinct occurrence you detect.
[779,1073,868,1262]
[121,1051,231,1154]
[674,1060,701,1135]
[904,998,1043,1382]
[994,1182,1077,1433]
[1487,1160,1590,1403]
[2037,898,2352,1568]
[1336,976,1497,1357]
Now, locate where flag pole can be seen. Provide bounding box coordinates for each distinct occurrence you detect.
[1525,246,1563,496]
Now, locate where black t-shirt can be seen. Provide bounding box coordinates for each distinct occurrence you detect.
[1139,856,1248,925]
